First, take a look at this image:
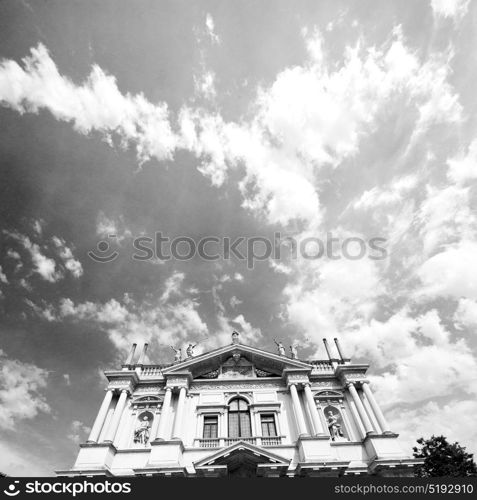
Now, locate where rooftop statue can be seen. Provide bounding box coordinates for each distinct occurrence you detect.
[273,339,285,356]
[170,345,182,363]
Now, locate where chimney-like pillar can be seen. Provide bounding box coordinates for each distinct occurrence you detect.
[334,338,349,362]
[137,343,149,365]
[124,343,137,366]
[322,338,333,361]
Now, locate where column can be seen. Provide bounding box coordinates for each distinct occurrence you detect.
[172,387,187,440]
[289,384,308,437]
[149,405,161,442]
[87,389,114,443]
[347,382,374,435]
[362,382,391,433]
[104,389,128,443]
[154,387,172,440]
[303,383,325,435]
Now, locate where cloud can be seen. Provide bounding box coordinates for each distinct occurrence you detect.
[0,351,50,430]
[229,296,242,308]
[416,241,477,300]
[0,44,178,164]
[67,420,91,444]
[18,235,61,283]
[352,174,419,211]
[194,71,216,100]
[34,272,207,354]
[454,298,477,328]
[447,139,477,185]
[416,185,475,257]
[52,236,83,278]
[0,440,55,477]
[0,265,8,284]
[387,399,477,458]
[205,14,220,44]
[431,0,470,20]
[0,35,463,228]
[3,228,83,284]
[96,212,132,242]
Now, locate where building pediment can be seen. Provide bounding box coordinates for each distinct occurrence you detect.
[161,343,312,380]
[193,440,290,477]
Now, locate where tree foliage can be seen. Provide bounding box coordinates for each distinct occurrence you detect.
[413,435,477,477]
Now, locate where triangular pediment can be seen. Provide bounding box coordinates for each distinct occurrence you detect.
[193,440,290,468]
[161,343,312,379]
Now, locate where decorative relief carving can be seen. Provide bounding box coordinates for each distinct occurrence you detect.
[107,379,134,392]
[310,381,342,389]
[134,385,161,394]
[166,376,190,389]
[191,382,283,391]
[197,369,219,379]
[108,379,132,386]
[255,368,274,378]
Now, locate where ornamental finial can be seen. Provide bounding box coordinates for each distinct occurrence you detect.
[232,330,239,344]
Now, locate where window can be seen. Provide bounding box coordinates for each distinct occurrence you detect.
[203,415,218,439]
[228,398,252,438]
[260,414,277,437]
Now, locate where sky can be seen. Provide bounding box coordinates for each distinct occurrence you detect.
[0,0,476,476]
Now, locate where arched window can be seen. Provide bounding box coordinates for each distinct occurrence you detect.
[228,398,252,438]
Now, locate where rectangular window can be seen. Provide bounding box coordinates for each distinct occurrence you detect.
[261,414,277,437]
[203,415,218,439]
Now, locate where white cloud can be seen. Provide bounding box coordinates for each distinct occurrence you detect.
[4,230,83,283]
[0,351,50,430]
[0,265,8,284]
[352,174,419,210]
[96,212,132,241]
[52,236,83,278]
[0,440,55,477]
[388,399,477,456]
[194,71,216,99]
[454,298,477,328]
[40,272,208,354]
[0,35,462,228]
[205,14,220,44]
[67,420,91,444]
[447,139,477,185]
[284,255,384,344]
[229,295,242,308]
[416,241,477,300]
[0,44,178,164]
[416,185,475,256]
[18,236,61,283]
[431,0,470,20]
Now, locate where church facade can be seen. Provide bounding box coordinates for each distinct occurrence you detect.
[57,333,420,477]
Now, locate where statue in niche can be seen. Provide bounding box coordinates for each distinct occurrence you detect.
[170,346,182,363]
[326,409,344,441]
[134,415,151,445]
[186,343,197,358]
[274,339,285,356]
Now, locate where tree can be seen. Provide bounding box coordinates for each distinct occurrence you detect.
[413,435,477,477]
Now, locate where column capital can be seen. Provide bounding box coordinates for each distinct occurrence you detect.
[165,371,192,391]
[283,368,310,388]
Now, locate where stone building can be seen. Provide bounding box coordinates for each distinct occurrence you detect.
[57,333,420,477]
